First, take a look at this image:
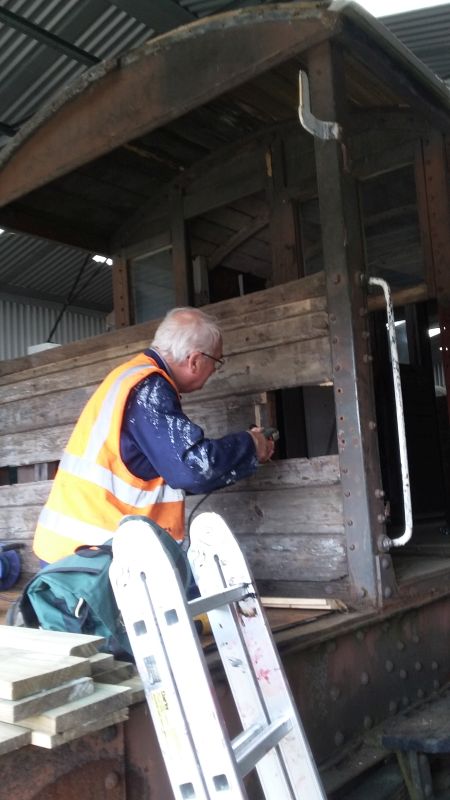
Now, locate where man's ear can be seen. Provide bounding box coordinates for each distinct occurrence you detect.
[187,352,199,372]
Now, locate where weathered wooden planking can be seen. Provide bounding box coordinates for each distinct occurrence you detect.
[21,682,131,734]
[198,456,341,490]
[30,707,129,749]
[186,484,344,535]
[0,504,45,536]
[0,677,94,724]
[0,627,104,657]
[0,423,72,467]
[0,721,31,755]
[1,340,331,466]
[194,337,332,402]
[0,649,91,700]
[0,481,52,507]
[0,482,49,569]
[239,534,347,581]
[0,301,328,411]
[0,272,326,382]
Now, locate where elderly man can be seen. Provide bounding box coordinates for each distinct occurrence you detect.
[33,307,274,564]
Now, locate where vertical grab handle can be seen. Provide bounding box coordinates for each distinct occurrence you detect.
[369,276,412,547]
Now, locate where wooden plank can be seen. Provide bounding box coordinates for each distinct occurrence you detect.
[0,424,72,468]
[0,291,327,405]
[1,342,331,466]
[0,481,52,506]
[119,675,145,705]
[0,306,329,432]
[30,707,128,749]
[0,649,91,700]
[0,721,31,755]
[0,272,325,381]
[21,683,131,734]
[193,337,332,402]
[261,597,342,610]
[240,534,347,581]
[92,662,136,685]
[187,456,341,490]
[186,484,344,535]
[88,652,115,675]
[0,677,94,724]
[0,627,104,657]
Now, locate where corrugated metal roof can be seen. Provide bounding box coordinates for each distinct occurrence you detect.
[382,3,450,82]
[0,0,448,317]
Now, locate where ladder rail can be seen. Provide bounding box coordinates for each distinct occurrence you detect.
[189,513,327,800]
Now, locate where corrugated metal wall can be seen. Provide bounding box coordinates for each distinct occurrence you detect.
[0,297,107,361]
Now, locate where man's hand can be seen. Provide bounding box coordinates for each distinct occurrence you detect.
[248,427,275,463]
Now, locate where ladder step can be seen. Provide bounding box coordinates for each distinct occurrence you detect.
[232,716,293,777]
[187,584,250,617]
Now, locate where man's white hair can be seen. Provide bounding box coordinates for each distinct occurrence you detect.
[151,307,222,363]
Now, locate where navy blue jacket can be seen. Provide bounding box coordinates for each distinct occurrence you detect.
[120,349,258,494]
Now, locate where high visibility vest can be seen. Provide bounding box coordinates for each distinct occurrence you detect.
[33,353,185,563]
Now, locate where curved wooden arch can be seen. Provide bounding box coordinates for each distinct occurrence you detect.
[0,6,336,208]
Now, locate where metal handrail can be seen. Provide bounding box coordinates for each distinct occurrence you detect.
[369,276,412,548]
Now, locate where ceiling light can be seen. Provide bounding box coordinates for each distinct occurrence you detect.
[92,254,113,266]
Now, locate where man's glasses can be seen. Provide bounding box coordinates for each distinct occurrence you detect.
[200,352,225,370]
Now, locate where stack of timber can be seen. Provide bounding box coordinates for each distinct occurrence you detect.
[0,626,143,754]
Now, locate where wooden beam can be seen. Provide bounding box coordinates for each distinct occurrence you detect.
[417,132,450,301]
[266,135,303,284]
[112,257,131,328]
[0,8,335,208]
[308,40,395,608]
[207,213,269,271]
[169,186,191,305]
[0,205,109,254]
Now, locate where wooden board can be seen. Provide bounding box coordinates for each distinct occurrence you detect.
[0,626,104,657]
[119,675,145,705]
[186,484,344,535]
[0,721,31,755]
[0,648,91,700]
[30,708,129,749]
[0,676,94,723]
[93,661,137,684]
[21,682,131,734]
[88,652,115,674]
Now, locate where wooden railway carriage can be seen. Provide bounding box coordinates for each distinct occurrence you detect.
[1,3,450,797]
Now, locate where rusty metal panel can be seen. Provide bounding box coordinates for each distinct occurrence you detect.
[1,721,126,800]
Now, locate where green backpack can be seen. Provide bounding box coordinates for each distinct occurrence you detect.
[15,518,191,658]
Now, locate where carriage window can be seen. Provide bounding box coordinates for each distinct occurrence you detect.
[129,247,175,323]
[361,166,424,291]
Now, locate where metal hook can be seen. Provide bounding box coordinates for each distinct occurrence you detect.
[298,70,342,141]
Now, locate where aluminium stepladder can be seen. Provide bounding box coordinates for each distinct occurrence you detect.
[109,512,327,800]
